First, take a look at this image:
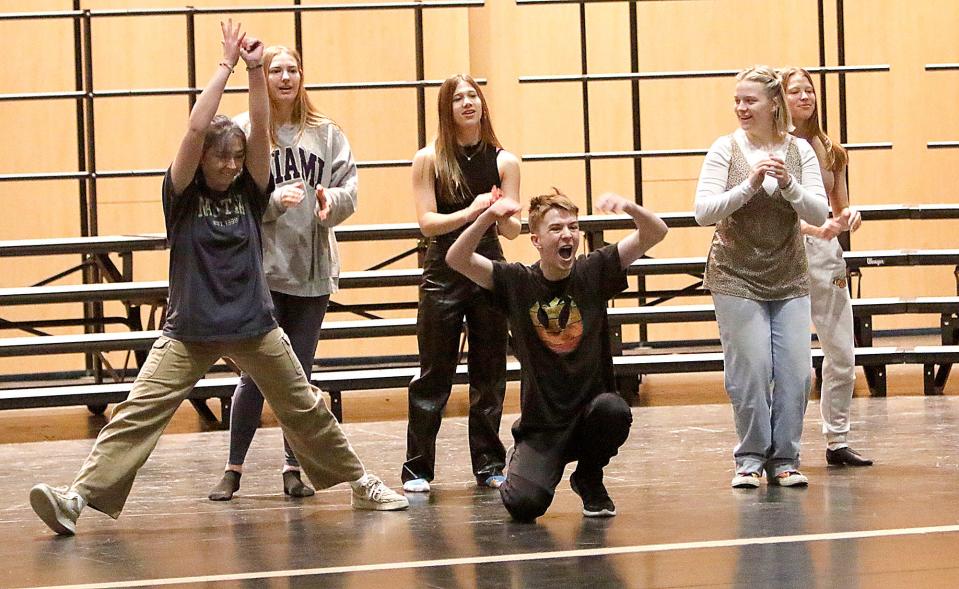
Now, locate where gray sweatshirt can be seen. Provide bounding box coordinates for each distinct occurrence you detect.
[235,113,358,297]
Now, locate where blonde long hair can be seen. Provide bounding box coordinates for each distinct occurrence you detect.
[736,65,792,138]
[780,67,848,171]
[262,46,332,146]
[434,74,502,204]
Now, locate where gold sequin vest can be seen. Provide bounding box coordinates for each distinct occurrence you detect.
[703,135,809,300]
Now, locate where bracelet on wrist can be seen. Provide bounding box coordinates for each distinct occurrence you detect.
[246,62,263,71]
[218,61,235,74]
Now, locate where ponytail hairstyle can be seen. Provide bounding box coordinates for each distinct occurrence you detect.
[434,74,502,204]
[736,65,792,138]
[780,66,848,171]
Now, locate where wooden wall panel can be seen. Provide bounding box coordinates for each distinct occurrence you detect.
[1,0,957,378]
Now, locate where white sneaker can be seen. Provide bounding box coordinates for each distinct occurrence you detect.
[353,475,409,511]
[770,471,809,487]
[402,478,431,493]
[731,472,762,488]
[30,484,83,535]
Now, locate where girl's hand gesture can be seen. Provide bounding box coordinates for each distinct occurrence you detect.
[748,157,790,192]
[220,19,245,69]
[466,194,494,221]
[278,182,306,210]
[241,35,264,66]
[314,186,331,221]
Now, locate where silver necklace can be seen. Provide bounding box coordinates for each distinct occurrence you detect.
[463,143,482,161]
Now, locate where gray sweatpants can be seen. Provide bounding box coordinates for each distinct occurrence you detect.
[805,235,856,448]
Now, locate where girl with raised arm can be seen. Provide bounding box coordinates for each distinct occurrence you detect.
[208,45,361,501]
[29,22,406,536]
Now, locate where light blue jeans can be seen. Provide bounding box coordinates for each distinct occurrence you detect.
[713,293,812,476]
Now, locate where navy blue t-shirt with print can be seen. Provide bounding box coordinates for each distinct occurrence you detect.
[490,244,628,439]
[161,167,277,342]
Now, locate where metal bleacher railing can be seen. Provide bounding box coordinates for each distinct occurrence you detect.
[1,2,957,420]
[0,1,484,380]
[925,62,959,150]
[515,0,894,345]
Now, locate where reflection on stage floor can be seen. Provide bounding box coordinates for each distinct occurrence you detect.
[4,396,959,588]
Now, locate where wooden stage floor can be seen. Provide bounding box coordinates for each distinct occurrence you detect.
[4,395,959,588]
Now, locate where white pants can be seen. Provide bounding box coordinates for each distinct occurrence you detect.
[805,236,856,448]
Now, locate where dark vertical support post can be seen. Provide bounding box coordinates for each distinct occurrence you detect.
[73,1,89,240]
[628,1,642,206]
[579,2,592,212]
[628,0,648,346]
[816,0,828,135]
[82,11,98,238]
[835,0,851,252]
[294,0,303,61]
[414,5,427,150]
[82,9,103,382]
[933,312,955,395]
[74,2,93,373]
[414,4,428,268]
[186,8,197,112]
[836,0,848,144]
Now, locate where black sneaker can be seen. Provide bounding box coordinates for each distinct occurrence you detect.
[569,471,616,518]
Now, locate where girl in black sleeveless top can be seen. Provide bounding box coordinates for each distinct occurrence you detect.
[403,74,521,493]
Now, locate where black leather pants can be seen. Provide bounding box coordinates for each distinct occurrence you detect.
[402,237,508,483]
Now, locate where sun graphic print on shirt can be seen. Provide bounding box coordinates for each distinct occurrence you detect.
[529,295,583,354]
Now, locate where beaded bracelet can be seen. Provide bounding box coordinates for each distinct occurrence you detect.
[246,62,263,71]
[218,61,234,74]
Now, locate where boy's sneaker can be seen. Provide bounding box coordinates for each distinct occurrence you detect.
[402,478,430,493]
[731,472,762,488]
[353,475,409,511]
[569,471,616,518]
[769,470,809,487]
[30,483,83,535]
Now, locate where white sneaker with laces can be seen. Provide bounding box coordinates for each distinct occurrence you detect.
[731,472,762,488]
[30,483,84,535]
[353,475,409,511]
[770,471,809,487]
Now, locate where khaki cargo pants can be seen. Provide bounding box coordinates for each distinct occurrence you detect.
[73,327,365,518]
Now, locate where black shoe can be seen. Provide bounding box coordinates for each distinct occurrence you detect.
[570,471,616,518]
[283,470,316,497]
[826,447,873,467]
[208,470,241,501]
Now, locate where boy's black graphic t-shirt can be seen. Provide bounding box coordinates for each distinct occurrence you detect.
[491,244,628,438]
[161,167,277,341]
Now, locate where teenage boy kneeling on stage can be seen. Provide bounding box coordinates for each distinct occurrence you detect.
[445,189,667,521]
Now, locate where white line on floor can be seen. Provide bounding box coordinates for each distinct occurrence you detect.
[22,523,959,589]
